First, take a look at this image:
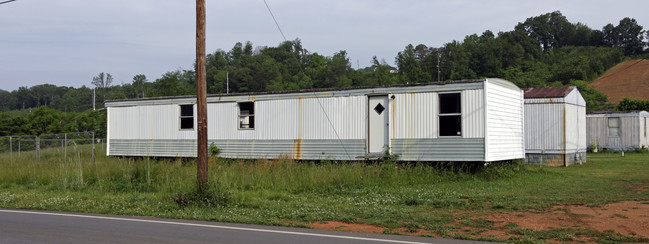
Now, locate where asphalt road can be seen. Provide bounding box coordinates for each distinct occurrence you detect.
[0,209,490,244]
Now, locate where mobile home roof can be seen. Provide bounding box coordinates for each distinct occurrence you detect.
[106,78,517,107]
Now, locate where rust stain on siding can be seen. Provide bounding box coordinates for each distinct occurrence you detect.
[391,94,396,139]
[293,139,302,160]
[563,105,568,167]
[294,96,302,160]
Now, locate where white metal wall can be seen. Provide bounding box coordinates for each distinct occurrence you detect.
[485,79,525,161]
[207,96,366,141]
[391,92,437,139]
[524,103,564,151]
[462,89,485,138]
[587,114,643,149]
[391,89,484,139]
[108,104,197,140]
[566,104,587,152]
[640,115,649,148]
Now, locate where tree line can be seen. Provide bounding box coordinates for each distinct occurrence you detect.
[1,11,648,136]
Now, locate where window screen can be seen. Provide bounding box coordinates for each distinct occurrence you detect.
[179,104,194,130]
[238,102,255,129]
[608,117,620,137]
[439,93,461,137]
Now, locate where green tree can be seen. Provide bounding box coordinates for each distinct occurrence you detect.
[396,44,427,83]
[132,74,148,98]
[602,18,646,55]
[617,98,649,111]
[321,50,353,88]
[91,72,114,108]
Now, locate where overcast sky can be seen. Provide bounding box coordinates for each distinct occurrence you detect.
[1,0,648,92]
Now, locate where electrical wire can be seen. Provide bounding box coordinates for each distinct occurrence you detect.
[0,0,17,4]
[263,0,354,160]
[263,0,287,41]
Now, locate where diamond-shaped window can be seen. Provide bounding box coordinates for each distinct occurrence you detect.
[374,103,385,115]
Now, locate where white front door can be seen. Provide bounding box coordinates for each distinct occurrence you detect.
[368,96,389,153]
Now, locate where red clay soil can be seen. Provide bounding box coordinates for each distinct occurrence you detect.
[590,59,649,104]
[309,201,649,242]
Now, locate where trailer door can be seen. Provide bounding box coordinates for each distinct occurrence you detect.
[368,96,389,154]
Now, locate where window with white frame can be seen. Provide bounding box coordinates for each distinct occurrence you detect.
[608,117,620,137]
[439,93,462,137]
[179,104,194,130]
[238,102,255,129]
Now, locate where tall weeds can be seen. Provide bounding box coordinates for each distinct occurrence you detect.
[0,144,524,200]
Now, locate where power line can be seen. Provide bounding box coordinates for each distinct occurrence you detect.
[0,0,17,4]
[263,1,353,160]
[263,0,287,41]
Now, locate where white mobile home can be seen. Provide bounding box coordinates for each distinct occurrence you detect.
[522,86,587,166]
[106,78,524,162]
[587,110,649,151]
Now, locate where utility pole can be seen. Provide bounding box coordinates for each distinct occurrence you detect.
[196,0,208,192]
[437,53,441,82]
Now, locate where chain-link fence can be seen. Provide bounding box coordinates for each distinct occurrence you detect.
[0,132,105,163]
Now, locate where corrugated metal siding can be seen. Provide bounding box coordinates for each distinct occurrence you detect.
[587,115,641,149]
[485,79,525,161]
[300,96,365,140]
[207,96,365,141]
[621,117,640,147]
[524,103,564,151]
[586,116,604,148]
[109,139,196,157]
[640,117,649,148]
[462,89,485,138]
[392,92,437,139]
[524,98,566,104]
[565,89,587,106]
[212,139,364,160]
[566,104,587,152]
[577,106,587,150]
[392,138,484,161]
[108,139,364,160]
[108,104,196,140]
[391,89,484,139]
[207,102,254,140]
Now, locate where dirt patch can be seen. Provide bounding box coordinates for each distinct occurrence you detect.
[310,221,388,234]
[309,221,439,237]
[309,201,649,242]
[479,201,649,242]
[590,59,649,104]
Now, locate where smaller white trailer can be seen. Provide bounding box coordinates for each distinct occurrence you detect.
[587,110,649,151]
[523,86,587,166]
[106,78,525,162]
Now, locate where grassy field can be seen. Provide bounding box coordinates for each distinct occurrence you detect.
[1,145,648,243]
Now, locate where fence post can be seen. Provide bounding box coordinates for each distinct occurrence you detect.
[9,136,12,162]
[92,132,95,163]
[64,133,67,163]
[36,136,40,161]
[18,141,21,156]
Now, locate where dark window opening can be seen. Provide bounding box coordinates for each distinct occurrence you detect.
[439,93,461,114]
[179,104,194,130]
[439,93,461,137]
[238,102,255,129]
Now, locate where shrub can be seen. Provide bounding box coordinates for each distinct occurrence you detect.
[209,143,221,156]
